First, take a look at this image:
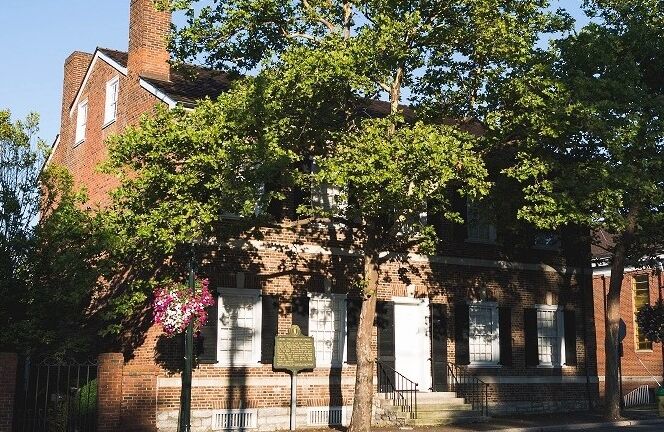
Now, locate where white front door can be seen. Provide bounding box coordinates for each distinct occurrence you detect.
[393,297,430,391]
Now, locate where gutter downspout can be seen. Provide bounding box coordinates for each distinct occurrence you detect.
[581,269,593,410]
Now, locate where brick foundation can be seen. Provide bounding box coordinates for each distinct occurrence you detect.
[0,353,18,432]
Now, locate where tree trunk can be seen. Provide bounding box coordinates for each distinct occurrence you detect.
[348,250,380,432]
[603,209,638,420]
[603,246,625,420]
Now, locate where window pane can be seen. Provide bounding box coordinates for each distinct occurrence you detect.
[537,309,560,365]
[309,295,345,365]
[469,305,496,363]
[219,295,256,364]
[634,275,652,350]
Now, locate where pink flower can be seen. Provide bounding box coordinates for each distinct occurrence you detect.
[152,278,215,337]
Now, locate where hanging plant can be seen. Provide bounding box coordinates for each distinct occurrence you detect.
[153,278,215,337]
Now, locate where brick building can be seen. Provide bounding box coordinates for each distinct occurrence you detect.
[591,230,664,404]
[47,0,599,430]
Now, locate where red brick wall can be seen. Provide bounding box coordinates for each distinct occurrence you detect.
[51,53,162,207]
[0,353,18,432]
[128,0,171,81]
[592,269,664,398]
[98,353,124,432]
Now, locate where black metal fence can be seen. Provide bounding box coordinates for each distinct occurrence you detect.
[13,357,98,432]
[446,362,489,416]
[376,360,418,419]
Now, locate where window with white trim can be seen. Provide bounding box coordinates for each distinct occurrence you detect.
[633,274,653,351]
[104,77,119,125]
[536,306,564,366]
[311,159,347,217]
[75,100,88,144]
[467,200,496,243]
[469,303,499,365]
[217,288,262,366]
[308,293,346,367]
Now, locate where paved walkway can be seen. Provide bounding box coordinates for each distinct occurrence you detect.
[398,405,663,431]
[372,405,664,432]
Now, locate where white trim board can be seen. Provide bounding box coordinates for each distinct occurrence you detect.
[68,49,128,117]
[139,78,177,108]
[228,239,588,275]
[157,375,357,388]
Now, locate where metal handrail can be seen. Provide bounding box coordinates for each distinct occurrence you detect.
[446,362,489,416]
[376,360,418,419]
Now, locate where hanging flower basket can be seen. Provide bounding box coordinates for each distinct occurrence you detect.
[153,278,215,337]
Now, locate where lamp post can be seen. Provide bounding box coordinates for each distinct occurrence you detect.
[179,245,196,432]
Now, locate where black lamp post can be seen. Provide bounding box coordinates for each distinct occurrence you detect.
[178,245,196,432]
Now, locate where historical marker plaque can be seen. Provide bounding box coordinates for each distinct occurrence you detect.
[273,325,315,373]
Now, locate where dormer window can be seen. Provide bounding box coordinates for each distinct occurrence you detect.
[467,199,496,243]
[75,100,88,145]
[104,77,120,125]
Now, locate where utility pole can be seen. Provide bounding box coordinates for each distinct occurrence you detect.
[179,245,195,432]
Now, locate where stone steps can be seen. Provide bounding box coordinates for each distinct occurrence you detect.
[378,392,488,426]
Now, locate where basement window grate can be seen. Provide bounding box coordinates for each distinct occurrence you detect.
[212,409,257,430]
[307,406,345,426]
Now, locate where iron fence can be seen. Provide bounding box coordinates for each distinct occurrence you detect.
[14,357,98,432]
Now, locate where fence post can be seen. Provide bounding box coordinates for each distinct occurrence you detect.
[97,353,124,432]
[0,353,17,432]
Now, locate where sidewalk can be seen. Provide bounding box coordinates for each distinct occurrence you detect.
[414,405,663,432]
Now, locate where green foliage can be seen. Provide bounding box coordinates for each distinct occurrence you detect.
[495,1,664,260]
[1,162,116,355]
[0,109,45,351]
[636,299,664,344]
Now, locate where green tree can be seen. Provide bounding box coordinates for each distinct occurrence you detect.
[498,1,664,419]
[106,1,568,430]
[0,110,45,351]
[636,298,664,344]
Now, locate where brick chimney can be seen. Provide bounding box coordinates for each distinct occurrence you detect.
[61,51,93,120]
[127,0,171,82]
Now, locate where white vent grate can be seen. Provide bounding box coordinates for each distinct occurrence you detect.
[623,385,652,407]
[307,406,344,426]
[213,409,257,430]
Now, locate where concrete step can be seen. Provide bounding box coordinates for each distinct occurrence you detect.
[416,391,458,401]
[384,400,470,412]
[406,410,487,426]
[377,391,458,401]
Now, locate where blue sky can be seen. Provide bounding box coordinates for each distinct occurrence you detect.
[0,1,589,146]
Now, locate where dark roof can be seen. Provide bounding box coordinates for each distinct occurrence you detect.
[142,67,232,108]
[97,48,232,107]
[98,48,128,67]
[95,48,485,133]
[591,229,614,259]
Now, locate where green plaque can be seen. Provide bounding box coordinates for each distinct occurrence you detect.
[273,325,316,373]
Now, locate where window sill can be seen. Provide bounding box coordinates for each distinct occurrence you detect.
[468,363,502,368]
[536,364,563,369]
[102,118,116,129]
[214,362,263,368]
[635,349,654,353]
[532,245,561,252]
[74,139,85,147]
[465,239,500,246]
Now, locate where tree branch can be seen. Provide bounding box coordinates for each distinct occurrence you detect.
[302,0,336,32]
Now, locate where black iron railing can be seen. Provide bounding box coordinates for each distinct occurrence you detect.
[14,357,99,432]
[446,362,489,416]
[376,360,418,419]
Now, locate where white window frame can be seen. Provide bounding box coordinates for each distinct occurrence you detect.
[216,287,262,367]
[533,230,561,250]
[535,304,565,367]
[468,302,500,366]
[307,292,347,367]
[103,76,119,126]
[466,200,497,243]
[310,159,347,217]
[75,99,88,145]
